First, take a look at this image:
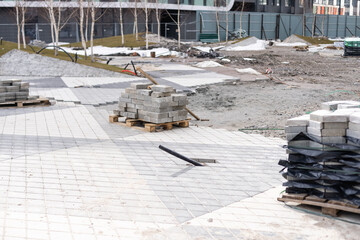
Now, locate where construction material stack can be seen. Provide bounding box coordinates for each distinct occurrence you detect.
[280,101,360,206]
[114,83,188,124]
[0,79,30,103]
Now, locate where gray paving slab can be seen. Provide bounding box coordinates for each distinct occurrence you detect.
[23,77,67,88]
[112,139,285,222]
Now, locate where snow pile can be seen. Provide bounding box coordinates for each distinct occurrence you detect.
[236,68,262,75]
[223,37,266,51]
[61,46,181,57]
[195,61,222,68]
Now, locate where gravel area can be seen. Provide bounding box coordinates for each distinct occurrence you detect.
[0,50,123,77]
[187,46,360,138]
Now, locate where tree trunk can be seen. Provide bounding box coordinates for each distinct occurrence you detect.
[239,0,245,32]
[134,0,138,41]
[85,5,90,42]
[16,4,20,49]
[177,0,180,49]
[145,0,148,49]
[119,2,124,46]
[91,1,95,62]
[216,11,220,42]
[156,1,160,43]
[21,5,26,49]
[79,0,87,59]
[225,11,228,43]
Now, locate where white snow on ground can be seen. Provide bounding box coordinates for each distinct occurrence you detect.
[162,72,237,87]
[223,40,266,51]
[274,42,307,47]
[236,68,262,75]
[61,46,181,57]
[47,42,70,46]
[193,46,224,53]
[195,61,222,68]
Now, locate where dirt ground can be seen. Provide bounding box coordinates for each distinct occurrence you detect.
[186,46,360,139]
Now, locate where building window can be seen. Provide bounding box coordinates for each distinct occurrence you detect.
[259,0,267,5]
[299,0,304,7]
[329,0,334,5]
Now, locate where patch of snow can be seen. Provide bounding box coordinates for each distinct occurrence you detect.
[243,58,256,61]
[223,40,266,51]
[61,46,181,57]
[195,61,223,68]
[236,68,262,75]
[47,42,70,46]
[274,42,307,47]
[221,58,231,62]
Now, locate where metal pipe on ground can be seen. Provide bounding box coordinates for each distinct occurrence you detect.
[159,145,203,166]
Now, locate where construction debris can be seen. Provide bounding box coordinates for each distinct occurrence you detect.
[113,83,188,124]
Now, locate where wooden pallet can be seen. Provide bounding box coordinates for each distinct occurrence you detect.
[0,98,50,108]
[109,115,189,132]
[278,193,360,217]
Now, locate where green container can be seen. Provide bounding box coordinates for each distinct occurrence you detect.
[344,38,360,47]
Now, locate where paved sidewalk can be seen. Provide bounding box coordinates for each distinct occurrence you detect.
[0,67,359,239]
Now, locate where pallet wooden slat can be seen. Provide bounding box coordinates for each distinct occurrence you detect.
[109,115,190,132]
[0,98,50,108]
[278,194,360,217]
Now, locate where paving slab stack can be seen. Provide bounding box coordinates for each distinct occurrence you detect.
[114,83,188,124]
[0,79,30,103]
[280,101,360,206]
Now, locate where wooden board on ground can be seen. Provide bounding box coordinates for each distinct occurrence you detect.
[0,98,50,108]
[109,115,190,132]
[278,194,360,217]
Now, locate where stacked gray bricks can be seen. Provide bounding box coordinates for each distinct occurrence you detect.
[114,83,188,124]
[0,79,30,103]
[285,115,309,141]
[348,112,360,140]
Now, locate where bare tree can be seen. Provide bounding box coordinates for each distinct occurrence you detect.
[79,0,87,59]
[144,0,149,49]
[90,0,107,62]
[119,0,125,46]
[85,1,90,42]
[239,0,245,33]
[155,0,161,43]
[46,0,76,55]
[177,0,180,49]
[132,0,139,41]
[165,0,189,49]
[15,0,27,49]
[215,0,220,42]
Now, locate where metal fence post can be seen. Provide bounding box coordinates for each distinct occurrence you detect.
[248,14,251,35]
[165,23,167,38]
[76,23,80,42]
[356,15,358,36]
[327,14,329,37]
[336,14,339,37]
[35,23,39,40]
[184,22,187,40]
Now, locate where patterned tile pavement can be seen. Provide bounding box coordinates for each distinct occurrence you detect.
[0,65,359,239]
